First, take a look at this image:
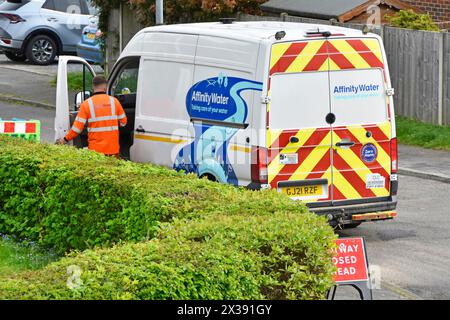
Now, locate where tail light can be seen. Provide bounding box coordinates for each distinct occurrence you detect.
[1,13,26,24]
[391,138,398,173]
[251,147,268,184]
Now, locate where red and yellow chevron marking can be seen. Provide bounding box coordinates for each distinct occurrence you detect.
[332,123,391,201]
[270,38,385,76]
[268,123,392,203]
[268,127,333,202]
[267,37,392,203]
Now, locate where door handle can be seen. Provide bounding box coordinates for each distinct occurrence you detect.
[336,141,355,148]
[290,136,300,144]
[136,126,146,133]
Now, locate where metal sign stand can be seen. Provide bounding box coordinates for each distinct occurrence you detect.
[327,282,373,300]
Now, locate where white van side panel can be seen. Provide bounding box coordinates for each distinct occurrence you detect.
[130,33,198,166]
[175,36,263,186]
[140,32,198,63]
[252,40,271,150]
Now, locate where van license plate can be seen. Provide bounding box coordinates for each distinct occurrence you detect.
[281,185,323,197]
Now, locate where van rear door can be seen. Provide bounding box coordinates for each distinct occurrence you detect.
[328,39,392,203]
[268,37,392,204]
[268,40,333,203]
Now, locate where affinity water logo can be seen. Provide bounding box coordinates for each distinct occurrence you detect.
[333,83,382,100]
[174,74,263,185]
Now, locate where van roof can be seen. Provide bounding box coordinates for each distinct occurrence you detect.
[140,21,374,43]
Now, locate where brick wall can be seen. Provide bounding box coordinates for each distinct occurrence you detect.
[403,0,450,28]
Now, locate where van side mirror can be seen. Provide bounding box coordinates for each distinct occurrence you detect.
[74,91,91,110]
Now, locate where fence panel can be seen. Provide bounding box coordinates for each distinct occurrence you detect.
[237,13,280,22]
[444,32,450,125]
[383,27,442,124]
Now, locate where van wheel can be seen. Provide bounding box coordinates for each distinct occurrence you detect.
[343,222,361,229]
[25,35,57,65]
[200,174,217,182]
[4,52,27,62]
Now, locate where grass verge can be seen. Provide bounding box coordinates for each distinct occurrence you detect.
[396,116,450,151]
[0,236,58,277]
[50,72,94,92]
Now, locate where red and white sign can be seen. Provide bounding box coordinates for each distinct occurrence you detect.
[0,121,37,134]
[332,237,369,283]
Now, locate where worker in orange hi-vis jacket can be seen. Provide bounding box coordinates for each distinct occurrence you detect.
[57,76,127,158]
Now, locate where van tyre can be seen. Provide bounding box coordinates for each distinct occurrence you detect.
[25,35,57,65]
[343,222,361,229]
[4,52,27,62]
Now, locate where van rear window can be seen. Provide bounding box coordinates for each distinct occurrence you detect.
[269,68,388,130]
[330,68,388,127]
[269,71,331,130]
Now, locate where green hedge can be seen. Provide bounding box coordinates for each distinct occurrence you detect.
[0,137,336,299]
[0,212,335,300]
[1,137,315,253]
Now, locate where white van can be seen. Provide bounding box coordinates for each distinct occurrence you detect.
[55,21,398,227]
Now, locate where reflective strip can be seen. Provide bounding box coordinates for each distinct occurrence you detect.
[72,127,82,134]
[76,116,87,124]
[88,115,118,123]
[110,97,116,116]
[87,126,119,133]
[88,98,96,118]
[118,113,127,127]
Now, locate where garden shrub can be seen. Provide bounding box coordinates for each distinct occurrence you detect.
[0,137,326,252]
[0,137,336,299]
[0,212,336,300]
[386,10,440,31]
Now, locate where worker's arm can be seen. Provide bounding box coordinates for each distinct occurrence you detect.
[65,103,89,142]
[115,98,128,128]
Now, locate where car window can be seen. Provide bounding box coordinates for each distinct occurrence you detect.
[42,0,88,14]
[42,0,55,10]
[54,0,81,13]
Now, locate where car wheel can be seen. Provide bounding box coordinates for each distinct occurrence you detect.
[4,51,27,62]
[25,35,57,65]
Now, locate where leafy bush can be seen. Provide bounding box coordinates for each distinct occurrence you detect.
[386,10,440,31]
[92,0,266,31]
[0,137,336,300]
[0,137,332,251]
[0,212,336,300]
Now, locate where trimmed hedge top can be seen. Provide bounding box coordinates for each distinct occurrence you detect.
[0,137,336,299]
[0,137,322,252]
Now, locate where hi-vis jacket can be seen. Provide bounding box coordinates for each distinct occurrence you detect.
[65,93,127,155]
